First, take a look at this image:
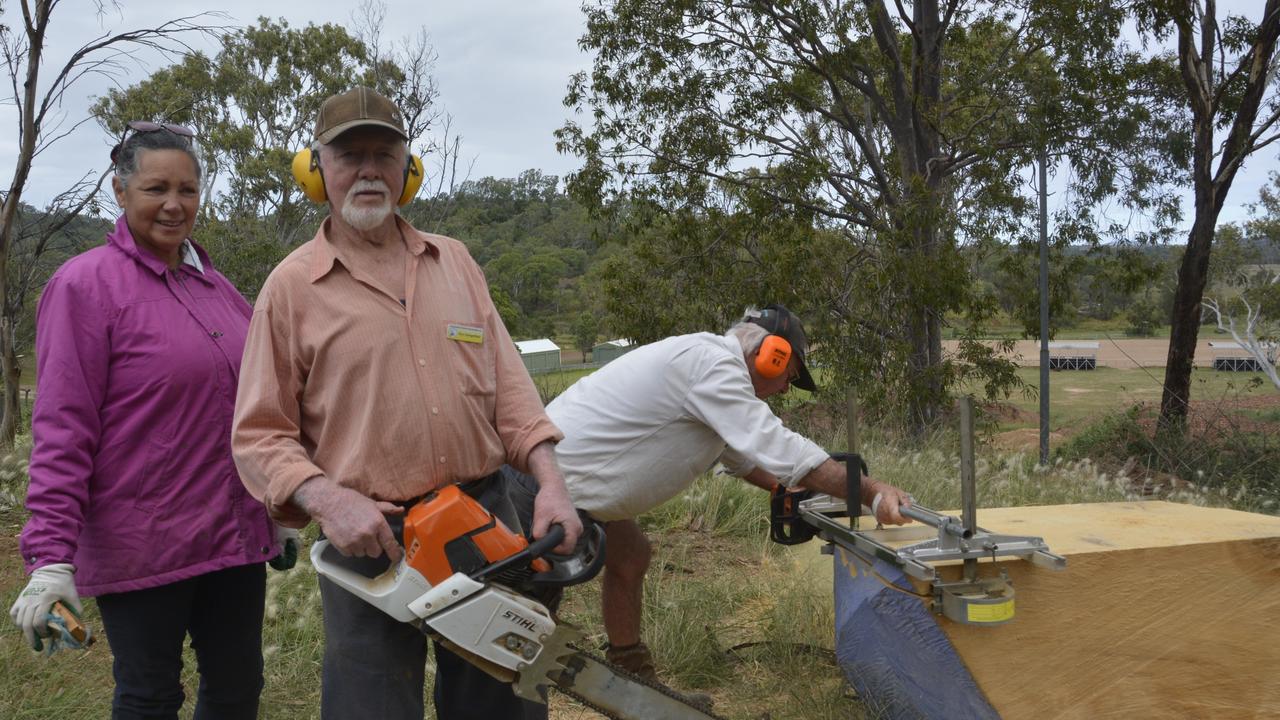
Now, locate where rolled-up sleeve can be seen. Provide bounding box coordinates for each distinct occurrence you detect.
[20,274,109,572]
[683,356,827,487]
[231,287,323,527]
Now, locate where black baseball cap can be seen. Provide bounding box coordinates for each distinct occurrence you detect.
[746,304,816,391]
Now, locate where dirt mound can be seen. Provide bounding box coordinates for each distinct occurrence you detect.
[980,401,1035,424]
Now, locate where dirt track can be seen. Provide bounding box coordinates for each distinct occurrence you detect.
[942,338,1247,369]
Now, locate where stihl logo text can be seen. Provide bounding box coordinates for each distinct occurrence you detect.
[502,609,537,631]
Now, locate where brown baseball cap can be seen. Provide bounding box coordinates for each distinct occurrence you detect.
[315,86,408,144]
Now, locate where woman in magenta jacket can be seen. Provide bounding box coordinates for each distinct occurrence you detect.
[9,124,282,719]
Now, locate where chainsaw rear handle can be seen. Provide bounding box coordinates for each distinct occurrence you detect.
[309,538,428,622]
[471,518,606,589]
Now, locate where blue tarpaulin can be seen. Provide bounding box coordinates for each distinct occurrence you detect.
[832,546,1000,719]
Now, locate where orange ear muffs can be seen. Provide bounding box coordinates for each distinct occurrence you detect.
[291,147,425,206]
[755,335,792,378]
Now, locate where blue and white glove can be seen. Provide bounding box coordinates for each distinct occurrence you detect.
[10,563,82,651]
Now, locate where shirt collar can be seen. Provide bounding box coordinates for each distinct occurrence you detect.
[308,214,439,283]
[180,239,204,273]
[107,214,210,276]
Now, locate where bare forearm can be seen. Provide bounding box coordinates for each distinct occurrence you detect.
[526,441,568,494]
[525,440,582,551]
[797,459,873,501]
[798,459,911,524]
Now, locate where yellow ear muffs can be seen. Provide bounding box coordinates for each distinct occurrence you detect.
[291,148,424,206]
[398,154,424,206]
[755,335,792,378]
[291,148,328,203]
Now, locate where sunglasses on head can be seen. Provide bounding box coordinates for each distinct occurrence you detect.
[126,120,195,137]
[110,121,196,164]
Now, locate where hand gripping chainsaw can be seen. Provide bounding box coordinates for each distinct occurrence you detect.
[311,484,725,719]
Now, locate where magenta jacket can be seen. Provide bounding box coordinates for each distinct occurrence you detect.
[19,215,275,596]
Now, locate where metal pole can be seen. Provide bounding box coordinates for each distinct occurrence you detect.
[959,396,978,582]
[846,388,859,455]
[847,388,860,529]
[1038,147,1050,465]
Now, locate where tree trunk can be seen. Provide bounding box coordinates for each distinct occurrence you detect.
[0,220,16,446]
[0,315,20,444]
[1159,214,1214,431]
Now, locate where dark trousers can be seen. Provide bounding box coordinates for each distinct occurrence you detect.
[95,562,266,720]
[318,473,547,720]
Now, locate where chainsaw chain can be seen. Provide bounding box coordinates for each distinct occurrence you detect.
[549,644,729,720]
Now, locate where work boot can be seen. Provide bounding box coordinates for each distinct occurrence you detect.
[605,642,714,709]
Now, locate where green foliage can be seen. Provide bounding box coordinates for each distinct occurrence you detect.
[560,0,1179,428]
[571,312,598,360]
[1125,292,1166,337]
[1058,404,1280,512]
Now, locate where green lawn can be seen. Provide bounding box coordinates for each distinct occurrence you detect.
[975,366,1277,433]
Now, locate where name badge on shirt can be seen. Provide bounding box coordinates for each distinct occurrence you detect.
[447,323,485,344]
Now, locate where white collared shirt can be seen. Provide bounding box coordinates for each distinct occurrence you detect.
[548,332,829,521]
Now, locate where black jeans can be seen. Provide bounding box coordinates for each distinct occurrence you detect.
[95,562,266,720]
[317,473,548,720]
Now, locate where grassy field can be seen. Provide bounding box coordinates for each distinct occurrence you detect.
[0,368,1276,719]
[0,433,1150,720]
[975,366,1278,434]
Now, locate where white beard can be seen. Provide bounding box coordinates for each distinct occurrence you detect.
[341,180,395,230]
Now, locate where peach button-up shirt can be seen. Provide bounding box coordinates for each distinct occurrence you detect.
[232,216,561,525]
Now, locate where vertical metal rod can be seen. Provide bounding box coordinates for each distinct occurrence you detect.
[846,388,859,455]
[959,396,978,582]
[847,388,860,529]
[1038,146,1051,465]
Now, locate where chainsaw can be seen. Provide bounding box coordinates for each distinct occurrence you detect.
[311,484,725,719]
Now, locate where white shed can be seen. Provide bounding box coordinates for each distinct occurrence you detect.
[592,338,635,366]
[515,338,562,373]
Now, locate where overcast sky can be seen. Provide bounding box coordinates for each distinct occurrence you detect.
[3,0,591,212]
[2,0,1275,230]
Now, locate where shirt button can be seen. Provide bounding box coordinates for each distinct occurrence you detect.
[438,456,446,464]
[261,546,270,554]
[431,407,439,415]
[418,358,427,367]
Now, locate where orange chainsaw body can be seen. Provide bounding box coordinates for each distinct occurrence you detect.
[402,484,548,586]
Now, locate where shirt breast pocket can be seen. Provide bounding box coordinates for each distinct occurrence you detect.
[445,320,497,397]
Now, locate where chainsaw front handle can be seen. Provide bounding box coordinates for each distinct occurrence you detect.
[471,519,606,589]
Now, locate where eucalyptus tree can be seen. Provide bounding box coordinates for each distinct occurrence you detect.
[1133,0,1280,431]
[0,1,219,444]
[560,0,1175,429]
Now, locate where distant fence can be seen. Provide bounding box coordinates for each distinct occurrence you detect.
[527,362,602,375]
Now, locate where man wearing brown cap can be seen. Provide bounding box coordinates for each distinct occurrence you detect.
[503,304,913,688]
[232,86,581,719]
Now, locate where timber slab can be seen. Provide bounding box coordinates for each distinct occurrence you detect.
[863,501,1280,719]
